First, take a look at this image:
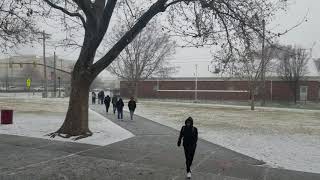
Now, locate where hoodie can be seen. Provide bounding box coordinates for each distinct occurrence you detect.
[178,117,198,147]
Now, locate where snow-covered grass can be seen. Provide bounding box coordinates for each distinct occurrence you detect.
[0,96,134,146]
[125,100,320,174]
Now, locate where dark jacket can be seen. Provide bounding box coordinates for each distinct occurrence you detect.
[128,100,136,111]
[112,96,118,105]
[116,98,124,110]
[100,91,105,98]
[178,117,198,147]
[104,96,111,106]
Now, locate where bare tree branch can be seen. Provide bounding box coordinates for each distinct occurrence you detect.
[91,0,169,76]
[43,0,86,28]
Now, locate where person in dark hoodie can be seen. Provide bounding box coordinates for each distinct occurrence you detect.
[177,117,198,179]
[91,92,96,104]
[128,97,136,120]
[100,90,105,105]
[104,95,111,114]
[97,91,101,104]
[116,98,124,120]
[111,95,118,114]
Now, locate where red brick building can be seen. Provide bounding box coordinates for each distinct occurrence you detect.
[120,77,320,102]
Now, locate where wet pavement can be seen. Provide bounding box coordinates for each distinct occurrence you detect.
[0,105,319,179]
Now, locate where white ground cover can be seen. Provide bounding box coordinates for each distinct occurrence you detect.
[124,100,320,174]
[0,96,134,146]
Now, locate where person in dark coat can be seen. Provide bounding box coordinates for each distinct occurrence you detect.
[177,117,198,179]
[104,95,111,113]
[91,92,96,104]
[111,95,118,114]
[100,91,105,105]
[128,97,136,120]
[97,91,102,104]
[116,98,124,119]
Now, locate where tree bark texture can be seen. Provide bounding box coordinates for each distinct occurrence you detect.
[56,62,93,136]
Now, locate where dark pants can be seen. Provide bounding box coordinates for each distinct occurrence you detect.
[117,109,123,119]
[183,144,196,173]
[92,98,96,104]
[113,104,116,114]
[100,98,104,105]
[105,104,110,113]
[129,110,134,120]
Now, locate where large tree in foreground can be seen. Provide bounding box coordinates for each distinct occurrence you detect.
[16,0,287,139]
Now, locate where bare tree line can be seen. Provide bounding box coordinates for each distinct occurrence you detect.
[0,0,294,138]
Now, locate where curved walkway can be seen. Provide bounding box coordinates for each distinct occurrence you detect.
[0,104,319,179]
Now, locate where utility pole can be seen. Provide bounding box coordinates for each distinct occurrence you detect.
[260,19,266,106]
[194,64,198,103]
[41,30,48,98]
[5,57,8,91]
[58,77,61,98]
[53,52,57,97]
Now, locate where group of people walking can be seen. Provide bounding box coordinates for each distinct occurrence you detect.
[91,90,105,105]
[91,91,136,120]
[92,91,197,179]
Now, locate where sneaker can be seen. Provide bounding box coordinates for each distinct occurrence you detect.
[187,172,191,178]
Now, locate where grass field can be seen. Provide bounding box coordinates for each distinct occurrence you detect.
[126,100,320,173]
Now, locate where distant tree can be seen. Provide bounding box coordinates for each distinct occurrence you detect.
[90,76,104,90]
[213,42,279,110]
[106,12,177,98]
[0,0,38,52]
[277,46,309,104]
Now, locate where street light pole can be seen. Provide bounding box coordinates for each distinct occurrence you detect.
[53,52,57,97]
[260,19,266,106]
[58,77,61,98]
[5,57,8,91]
[195,64,198,102]
[42,30,48,98]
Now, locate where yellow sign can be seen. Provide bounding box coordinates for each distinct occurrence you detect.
[26,78,31,88]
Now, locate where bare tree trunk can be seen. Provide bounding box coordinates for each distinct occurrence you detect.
[134,81,139,100]
[49,62,94,138]
[250,86,255,111]
[56,77,92,136]
[251,93,255,110]
[293,81,298,104]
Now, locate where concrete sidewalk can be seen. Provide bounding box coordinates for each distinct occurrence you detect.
[0,105,319,179]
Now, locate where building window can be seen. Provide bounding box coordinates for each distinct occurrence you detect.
[300,86,308,101]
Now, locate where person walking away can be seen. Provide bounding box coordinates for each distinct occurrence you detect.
[92,92,97,104]
[128,97,136,120]
[97,91,101,104]
[116,98,124,120]
[100,90,105,105]
[177,117,198,179]
[112,95,118,114]
[104,95,111,114]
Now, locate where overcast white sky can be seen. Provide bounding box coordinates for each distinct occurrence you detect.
[9,0,320,78]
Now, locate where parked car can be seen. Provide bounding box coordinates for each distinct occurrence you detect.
[56,87,65,91]
[34,86,44,91]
